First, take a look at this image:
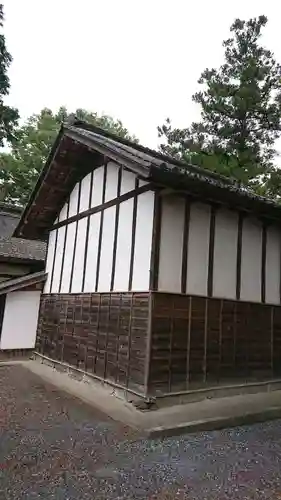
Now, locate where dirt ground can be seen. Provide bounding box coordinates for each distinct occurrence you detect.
[1,364,281,499]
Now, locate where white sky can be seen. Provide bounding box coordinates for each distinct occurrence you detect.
[3,0,281,148]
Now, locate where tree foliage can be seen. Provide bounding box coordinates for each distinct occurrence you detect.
[0,4,18,146]
[0,107,137,206]
[158,16,281,197]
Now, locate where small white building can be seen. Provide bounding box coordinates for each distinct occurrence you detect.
[14,120,281,399]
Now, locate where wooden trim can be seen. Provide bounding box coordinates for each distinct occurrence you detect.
[144,291,153,397]
[110,167,122,291]
[82,171,95,292]
[181,197,190,294]
[0,294,6,337]
[69,181,82,293]
[51,182,154,231]
[58,198,69,293]
[149,189,162,291]
[236,212,244,300]
[49,229,58,293]
[207,205,216,297]
[128,179,139,291]
[95,165,107,292]
[261,223,267,303]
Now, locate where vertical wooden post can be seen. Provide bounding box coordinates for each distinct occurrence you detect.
[149,189,162,291]
[236,213,244,300]
[185,296,192,389]
[218,299,223,382]
[181,198,190,294]
[271,306,274,376]
[168,296,175,393]
[144,291,153,398]
[203,298,208,384]
[207,206,216,297]
[261,223,267,303]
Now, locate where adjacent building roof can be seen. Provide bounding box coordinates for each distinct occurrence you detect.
[14,119,281,240]
[0,204,46,262]
[0,270,47,295]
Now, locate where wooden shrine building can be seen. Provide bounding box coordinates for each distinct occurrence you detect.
[14,120,281,400]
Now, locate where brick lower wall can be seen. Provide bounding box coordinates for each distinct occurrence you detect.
[36,292,150,395]
[148,293,281,395]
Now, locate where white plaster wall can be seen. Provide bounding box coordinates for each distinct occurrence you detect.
[59,201,68,222]
[60,222,76,293]
[51,226,66,293]
[121,169,136,195]
[113,198,134,291]
[213,208,238,299]
[0,291,41,350]
[91,166,105,207]
[105,162,119,201]
[186,202,210,296]
[266,225,281,304]
[131,191,155,290]
[68,182,80,217]
[158,195,185,293]
[44,229,56,293]
[240,217,262,302]
[97,206,116,292]
[83,213,101,293]
[71,218,88,293]
[79,172,91,213]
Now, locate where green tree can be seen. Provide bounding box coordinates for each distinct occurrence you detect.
[158,16,281,196]
[0,4,18,146]
[0,107,137,206]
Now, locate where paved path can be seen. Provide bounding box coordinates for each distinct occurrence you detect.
[1,365,281,499]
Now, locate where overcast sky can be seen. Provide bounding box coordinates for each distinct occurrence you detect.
[3,0,281,148]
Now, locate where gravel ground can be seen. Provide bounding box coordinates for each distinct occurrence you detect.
[1,365,281,499]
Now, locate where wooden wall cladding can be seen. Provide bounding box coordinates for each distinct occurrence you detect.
[36,292,150,394]
[149,292,281,395]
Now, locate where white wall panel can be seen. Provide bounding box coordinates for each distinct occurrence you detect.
[240,217,262,302]
[51,226,66,293]
[68,182,80,217]
[0,291,41,350]
[59,201,68,222]
[60,222,76,293]
[44,229,56,293]
[114,198,134,291]
[120,169,136,195]
[90,166,104,207]
[105,162,119,201]
[213,208,238,299]
[158,195,185,292]
[97,206,116,292]
[132,191,155,290]
[83,213,101,292]
[266,225,281,304]
[71,219,88,293]
[79,172,91,213]
[186,202,210,296]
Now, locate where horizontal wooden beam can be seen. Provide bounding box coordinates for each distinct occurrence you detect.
[51,182,155,231]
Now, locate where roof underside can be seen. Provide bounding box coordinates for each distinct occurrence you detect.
[14,120,281,240]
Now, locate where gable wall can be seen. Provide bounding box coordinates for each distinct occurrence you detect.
[158,194,281,305]
[44,162,155,294]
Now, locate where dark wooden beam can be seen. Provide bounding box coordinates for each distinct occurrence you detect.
[149,189,162,291]
[236,212,244,300]
[261,223,267,303]
[110,167,122,291]
[207,205,216,297]
[95,165,107,292]
[128,179,139,291]
[52,182,154,231]
[181,198,190,294]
